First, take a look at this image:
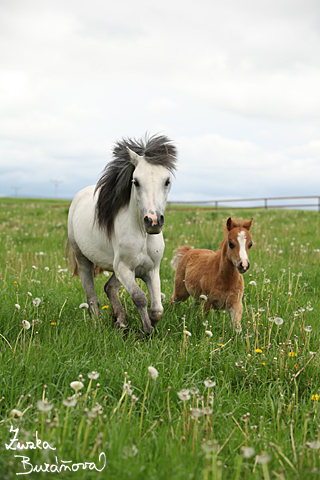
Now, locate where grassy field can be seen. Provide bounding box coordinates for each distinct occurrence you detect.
[0,197,320,479]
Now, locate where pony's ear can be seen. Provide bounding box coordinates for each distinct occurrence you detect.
[243,218,253,231]
[126,147,141,167]
[226,217,238,231]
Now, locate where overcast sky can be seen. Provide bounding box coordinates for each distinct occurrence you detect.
[1,0,320,205]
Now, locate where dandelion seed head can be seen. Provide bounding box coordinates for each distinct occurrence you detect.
[15,304,20,310]
[205,330,213,337]
[88,371,99,380]
[178,389,191,401]
[22,320,31,330]
[242,447,255,459]
[32,298,41,307]
[274,317,284,326]
[204,379,216,388]
[79,303,89,309]
[62,397,77,407]
[10,409,23,418]
[37,399,53,412]
[304,326,312,333]
[148,366,159,380]
[70,381,84,391]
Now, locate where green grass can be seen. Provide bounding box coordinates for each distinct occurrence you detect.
[1,197,320,479]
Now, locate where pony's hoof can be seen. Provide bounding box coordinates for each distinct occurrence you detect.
[114,321,128,335]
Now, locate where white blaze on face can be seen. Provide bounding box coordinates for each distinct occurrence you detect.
[238,230,248,268]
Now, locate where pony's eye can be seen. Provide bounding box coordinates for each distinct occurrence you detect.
[228,241,235,249]
[165,178,171,187]
[248,242,253,249]
[132,179,140,187]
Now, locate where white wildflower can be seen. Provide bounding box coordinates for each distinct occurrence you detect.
[123,383,133,395]
[37,399,53,412]
[15,304,20,310]
[191,408,203,419]
[148,366,159,380]
[204,379,216,388]
[274,317,284,326]
[79,303,89,309]
[205,330,213,337]
[22,320,31,330]
[10,409,23,418]
[44,267,50,271]
[70,381,84,391]
[200,294,208,301]
[249,281,257,286]
[88,371,99,380]
[242,447,255,459]
[178,389,191,402]
[33,298,41,307]
[62,397,77,407]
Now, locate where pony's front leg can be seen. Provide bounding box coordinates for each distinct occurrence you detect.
[143,269,163,327]
[229,302,243,330]
[115,261,153,335]
[104,274,127,330]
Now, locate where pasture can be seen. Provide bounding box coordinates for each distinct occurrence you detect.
[0,197,320,479]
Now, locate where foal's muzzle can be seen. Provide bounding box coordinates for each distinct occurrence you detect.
[144,214,165,234]
[237,261,250,274]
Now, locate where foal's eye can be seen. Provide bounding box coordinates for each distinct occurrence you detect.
[132,179,140,187]
[228,241,235,249]
[165,178,171,187]
[248,242,253,249]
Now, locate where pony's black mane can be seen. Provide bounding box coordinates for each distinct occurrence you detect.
[95,134,177,237]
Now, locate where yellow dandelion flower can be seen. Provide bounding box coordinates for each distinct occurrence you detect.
[14,281,17,284]
[312,394,319,401]
[255,349,263,353]
[51,322,57,325]
[288,352,297,357]
[294,364,298,370]
[261,362,266,366]
[217,343,225,347]
[102,305,109,309]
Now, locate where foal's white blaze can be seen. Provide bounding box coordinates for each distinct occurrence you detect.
[238,230,248,268]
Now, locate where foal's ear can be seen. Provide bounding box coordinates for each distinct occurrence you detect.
[226,217,238,231]
[243,218,253,231]
[127,147,141,167]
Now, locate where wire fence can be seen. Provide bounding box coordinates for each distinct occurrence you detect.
[167,195,320,212]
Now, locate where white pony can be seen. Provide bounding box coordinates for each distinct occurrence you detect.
[67,134,177,335]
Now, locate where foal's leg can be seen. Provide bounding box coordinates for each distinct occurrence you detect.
[171,269,189,304]
[115,261,153,335]
[104,274,127,329]
[229,302,243,330]
[143,269,163,327]
[75,253,100,319]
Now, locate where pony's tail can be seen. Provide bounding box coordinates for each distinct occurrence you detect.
[170,246,192,271]
[66,239,79,276]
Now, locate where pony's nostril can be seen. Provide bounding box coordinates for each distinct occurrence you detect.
[144,216,152,227]
[239,262,243,270]
[159,214,165,226]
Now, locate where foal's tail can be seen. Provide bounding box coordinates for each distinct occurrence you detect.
[170,246,192,270]
[66,239,105,277]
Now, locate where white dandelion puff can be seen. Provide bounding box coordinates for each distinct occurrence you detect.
[148,366,159,380]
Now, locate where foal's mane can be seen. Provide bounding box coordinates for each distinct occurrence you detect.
[95,134,177,237]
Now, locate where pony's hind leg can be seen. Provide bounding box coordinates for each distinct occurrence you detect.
[104,274,127,329]
[75,252,100,320]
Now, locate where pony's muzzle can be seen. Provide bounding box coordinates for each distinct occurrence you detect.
[238,261,250,274]
[144,214,164,234]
